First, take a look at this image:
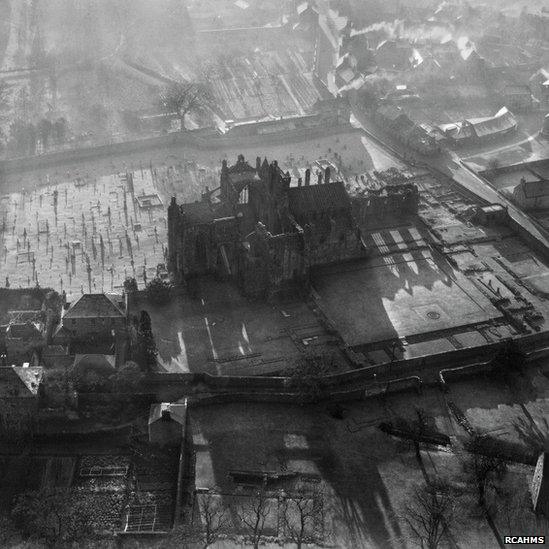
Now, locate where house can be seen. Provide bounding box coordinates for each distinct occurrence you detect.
[375,105,441,154]
[530,68,549,105]
[473,204,508,226]
[72,354,116,378]
[440,107,517,146]
[4,321,43,363]
[374,40,412,72]
[53,293,126,345]
[41,344,72,369]
[501,85,532,112]
[0,365,43,436]
[513,176,549,210]
[149,401,187,447]
[381,84,420,103]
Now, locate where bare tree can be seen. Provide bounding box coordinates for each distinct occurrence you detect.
[0,81,11,110]
[402,482,456,549]
[463,437,508,509]
[194,491,230,548]
[12,488,96,549]
[280,486,328,549]
[168,490,229,549]
[236,488,272,549]
[158,82,206,131]
[287,352,338,401]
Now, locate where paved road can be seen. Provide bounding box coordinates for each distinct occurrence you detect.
[436,151,549,252]
[350,101,549,254]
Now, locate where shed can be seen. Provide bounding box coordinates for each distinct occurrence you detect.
[149,401,187,447]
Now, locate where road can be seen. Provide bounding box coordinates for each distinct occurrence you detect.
[438,151,549,250]
[350,100,549,254]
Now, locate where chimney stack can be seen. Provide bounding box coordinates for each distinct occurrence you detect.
[317,170,323,185]
[305,168,311,186]
[325,166,331,184]
[298,177,302,187]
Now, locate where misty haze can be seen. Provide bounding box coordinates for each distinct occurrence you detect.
[1,1,549,548]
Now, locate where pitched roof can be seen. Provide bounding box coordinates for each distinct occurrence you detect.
[6,322,41,339]
[73,354,116,370]
[288,182,350,218]
[377,104,408,123]
[467,107,516,138]
[149,402,187,425]
[64,294,124,319]
[0,366,43,398]
[520,180,549,199]
[181,201,218,225]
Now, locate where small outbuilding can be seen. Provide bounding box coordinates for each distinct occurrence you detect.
[148,401,187,447]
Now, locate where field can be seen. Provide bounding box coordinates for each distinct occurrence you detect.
[191,364,549,548]
[0,441,180,534]
[138,278,345,375]
[313,248,503,347]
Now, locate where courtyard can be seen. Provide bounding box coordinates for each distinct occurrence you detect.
[312,246,503,348]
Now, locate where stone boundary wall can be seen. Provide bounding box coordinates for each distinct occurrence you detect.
[148,331,549,401]
[195,25,286,44]
[480,158,549,180]
[468,162,549,263]
[0,124,359,179]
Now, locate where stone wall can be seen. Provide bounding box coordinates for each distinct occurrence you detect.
[147,329,549,402]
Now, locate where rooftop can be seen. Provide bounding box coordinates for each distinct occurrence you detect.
[0,366,43,398]
[288,181,351,217]
[518,180,549,199]
[149,402,187,425]
[64,294,125,319]
[6,322,42,340]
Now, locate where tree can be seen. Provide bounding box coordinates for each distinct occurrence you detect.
[73,369,110,393]
[280,486,328,549]
[137,310,157,372]
[0,514,26,548]
[0,81,11,110]
[158,82,206,131]
[123,276,138,294]
[12,488,96,548]
[235,488,272,549]
[402,482,456,549]
[38,118,53,149]
[146,276,172,305]
[287,353,337,401]
[463,436,508,508]
[9,119,37,156]
[53,118,68,143]
[491,340,530,398]
[109,360,145,393]
[182,490,231,548]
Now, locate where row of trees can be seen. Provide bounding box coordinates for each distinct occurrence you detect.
[8,117,68,156]
[73,360,144,393]
[171,485,329,549]
[404,441,509,549]
[9,484,328,549]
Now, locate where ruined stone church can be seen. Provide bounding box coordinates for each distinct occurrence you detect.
[167,155,368,298]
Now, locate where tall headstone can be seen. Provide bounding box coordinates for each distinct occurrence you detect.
[532,452,549,516]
